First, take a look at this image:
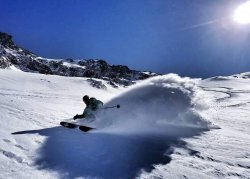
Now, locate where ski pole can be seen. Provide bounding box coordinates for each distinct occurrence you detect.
[101,104,120,109]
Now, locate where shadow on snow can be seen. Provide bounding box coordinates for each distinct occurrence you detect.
[12,126,204,179]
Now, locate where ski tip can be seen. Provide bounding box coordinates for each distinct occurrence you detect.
[79,125,95,132]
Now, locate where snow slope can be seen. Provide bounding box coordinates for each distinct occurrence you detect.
[141,76,250,179]
[0,69,249,178]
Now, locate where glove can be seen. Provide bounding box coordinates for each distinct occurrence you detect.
[73,114,79,120]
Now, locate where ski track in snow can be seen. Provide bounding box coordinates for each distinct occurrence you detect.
[0,69,250,178]
[0,148,27,165]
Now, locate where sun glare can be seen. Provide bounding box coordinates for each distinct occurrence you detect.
[234,1,250,24]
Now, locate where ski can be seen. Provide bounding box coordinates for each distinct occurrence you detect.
[60,121,95,132]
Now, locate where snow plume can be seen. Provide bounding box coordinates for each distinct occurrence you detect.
[94,74,212,135]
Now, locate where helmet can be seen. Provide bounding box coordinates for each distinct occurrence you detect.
[83,95,89,101]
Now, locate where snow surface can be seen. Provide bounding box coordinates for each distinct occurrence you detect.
[62,62,86,70]
[0,69,249,179]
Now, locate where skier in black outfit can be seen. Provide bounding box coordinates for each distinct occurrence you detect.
[73,95,104,120]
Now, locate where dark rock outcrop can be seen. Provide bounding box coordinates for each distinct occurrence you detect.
[0,32,14,47]
[87,79,107,90]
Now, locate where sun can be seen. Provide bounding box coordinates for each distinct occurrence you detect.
[234,1,250,24]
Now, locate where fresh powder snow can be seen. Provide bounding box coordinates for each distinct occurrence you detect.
[0,69,249,178]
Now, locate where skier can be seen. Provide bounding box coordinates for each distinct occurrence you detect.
[73,95,104,120]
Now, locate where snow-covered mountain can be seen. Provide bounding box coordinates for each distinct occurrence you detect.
[209,72,250,80]
[0,32,157,88]
[0,68,249,179]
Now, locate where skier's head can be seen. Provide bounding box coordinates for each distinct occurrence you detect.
[83,95,90,104]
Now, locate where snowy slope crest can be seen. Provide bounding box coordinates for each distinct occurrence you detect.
[94,74,214,134]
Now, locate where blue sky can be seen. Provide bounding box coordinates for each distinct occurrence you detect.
[0,0,250,77]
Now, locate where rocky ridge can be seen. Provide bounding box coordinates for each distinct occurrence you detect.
[0,32,157,88]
